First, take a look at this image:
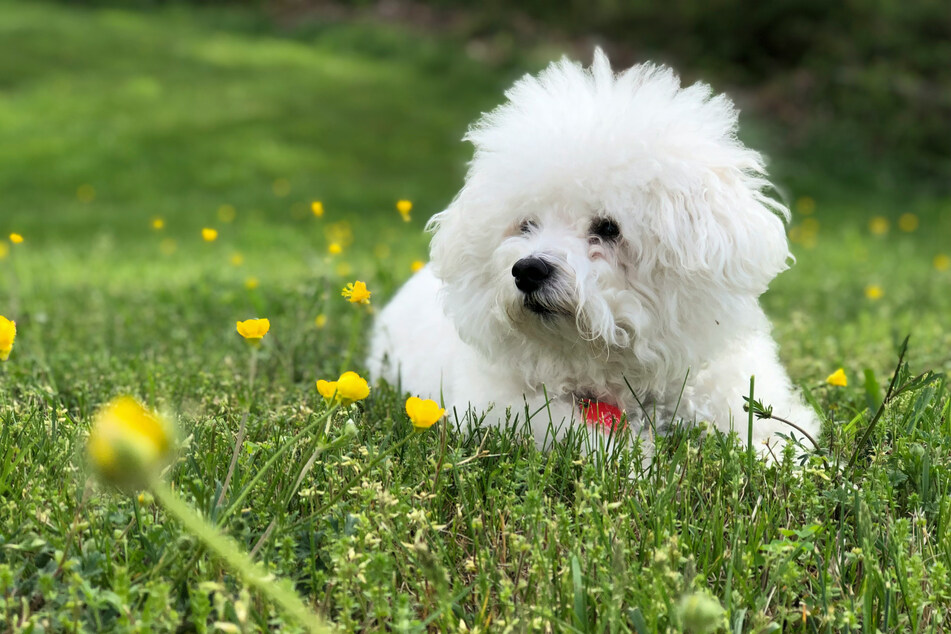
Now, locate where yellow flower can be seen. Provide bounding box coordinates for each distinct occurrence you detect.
[236,318,270,342]
[152,217,165,230]
[868,216,889,236]
[795,196,815,215]
[341,281,371,305]
[826,368,848,387]
[273,178,291,197]
[77,184,96,203]
[202,228,218,242]
[405,396,445,430]
[328,242,343,255]
[898,213,918,233]
[230,252,244,267]
[314,314,327,329]
[337,371,370,402]
[245,277,259,290]
[316,371,370,406]
[0,242,8,259]
[316,380,337,400]
[218,204,236,223]
[324,221,353,247]
[87,396,175,490]
[411,260,425,273]
[397,199,412,222]
[934,254,951,271]
[311,201,324,217]
[865,284,883,300]
[9,233,24,244]
[0,316,16,362]
[788,225,816,248]
[792,217,820,248]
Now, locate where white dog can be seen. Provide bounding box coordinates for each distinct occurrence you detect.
[368,50,819,458]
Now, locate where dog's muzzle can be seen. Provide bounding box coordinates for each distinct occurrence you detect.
[512,256,560,316]
[512,257,551,293]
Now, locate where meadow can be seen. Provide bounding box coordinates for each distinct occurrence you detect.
[2,2,951,632]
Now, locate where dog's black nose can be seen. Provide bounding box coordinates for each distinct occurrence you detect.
[512,257,551,293]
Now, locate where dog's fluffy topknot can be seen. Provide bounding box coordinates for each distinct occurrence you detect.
[468,50,767,192]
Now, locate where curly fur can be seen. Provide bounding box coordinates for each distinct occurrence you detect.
[368,50,819,457]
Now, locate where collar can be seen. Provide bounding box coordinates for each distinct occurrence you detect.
[578,398,626,433]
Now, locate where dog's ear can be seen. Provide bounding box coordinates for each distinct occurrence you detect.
[426,194,504,350]
[645,166,791,296]
[426,191,482,285]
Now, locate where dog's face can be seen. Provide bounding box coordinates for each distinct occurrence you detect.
[493,203,633,348]
[508,212,623,319]
[427,52,791,388]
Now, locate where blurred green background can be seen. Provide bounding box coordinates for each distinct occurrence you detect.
[4,0,950,228]
[1,0,950,372]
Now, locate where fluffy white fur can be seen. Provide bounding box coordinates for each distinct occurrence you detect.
[368,50,819,458]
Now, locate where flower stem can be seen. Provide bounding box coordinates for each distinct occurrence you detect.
[248,345,259,397]
[340,309,363,374]
[150,479,329,633]
[747,375,755,475]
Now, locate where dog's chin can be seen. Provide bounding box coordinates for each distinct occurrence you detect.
[515,292,574,321]
[524,295,557,317]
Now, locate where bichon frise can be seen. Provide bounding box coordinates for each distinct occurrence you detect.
[368,50,819,458]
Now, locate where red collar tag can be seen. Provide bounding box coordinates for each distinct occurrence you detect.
[579,399,626,433]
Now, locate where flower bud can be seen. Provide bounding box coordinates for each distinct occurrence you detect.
[0,316,15,362]
[87,397,175,491]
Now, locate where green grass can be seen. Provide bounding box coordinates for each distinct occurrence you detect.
[2,1,951,632]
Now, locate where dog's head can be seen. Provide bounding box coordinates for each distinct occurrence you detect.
[428,50,790,388]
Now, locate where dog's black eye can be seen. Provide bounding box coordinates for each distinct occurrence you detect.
[519,219,537,234]
[590,217,620,241]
